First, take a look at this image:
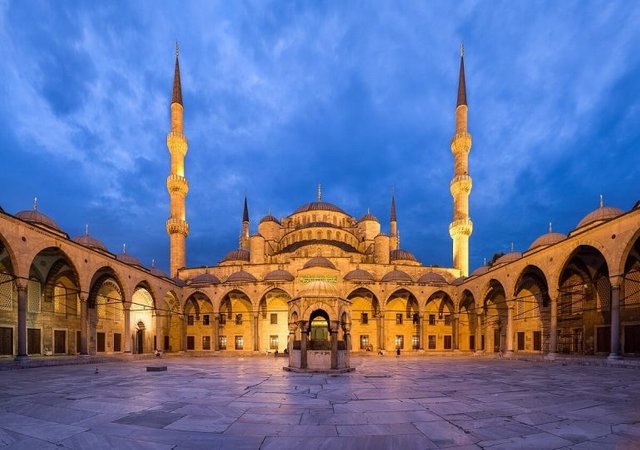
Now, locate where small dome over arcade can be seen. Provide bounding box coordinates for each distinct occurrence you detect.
[264,269,294,282]
[470,265,489,276]
[390,249,418,262]
[529,223,566,250]
[221,248,250,263]
[418,272,447,284]
[451,276,467,286]
[381,269,413,283]
[189,273,221,285]
[72,225,108,251]
[303,256,336,270]
[344,268,375,282]
[116,244,143,267]
[16,198,61,231]
[576,196,624,230]
[494,251,522,265]
[149,259,167,278]
[226,270,257,283]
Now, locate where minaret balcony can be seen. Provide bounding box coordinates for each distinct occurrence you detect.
[449,218,473,238]
[449,174,472,195]
[166,218,190,236]
[167,175,189,195]
[166,131,188,156]
[450,131,472,154]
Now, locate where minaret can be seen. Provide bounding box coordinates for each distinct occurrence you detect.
[166,43,190,277]
[449,43,473,276]
[390,192,399,251]
[240,196,250,250]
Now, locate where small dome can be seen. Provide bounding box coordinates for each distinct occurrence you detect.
[358,212,379,223]
[117,252,143,267]
[297,279,339,298]
[529,232,566,250]
[452,276,467,286]
[390,249,418,262]
[381,269,413,282]
[344,269,375,282]
[16,209,60,231]
[72,234,108,251]
[150,267,167,278]
[303,256,336,270]
[226,270,257,283]
[576,206,624,229]
[222,248,250,263]
[293,201,348,215]
[259,214,281,225]
[264,269,294,282]
[470,266,489,276]
[418,272,447,284]
[190,273,221,285]
[494,252,522,265]
[171,277,186,287]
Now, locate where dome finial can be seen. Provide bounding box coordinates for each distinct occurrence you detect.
[317,184,322,202]
[548,222,552,233]
[85,224,89,236]
[33,197,38,211]
[367,207,370,214]
[483,257,487,266]
[600,194,604,208]
[122,243,126,254]
[511,242,515,252]
[175,40,179,57]
[460,41,464,58]
[151,258,156,268]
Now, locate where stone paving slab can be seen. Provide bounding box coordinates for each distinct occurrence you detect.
[0,356,638,448]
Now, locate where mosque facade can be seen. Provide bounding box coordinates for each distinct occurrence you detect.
[0,49,639,366]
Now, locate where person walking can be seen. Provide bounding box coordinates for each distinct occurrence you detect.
[396,347,400,358]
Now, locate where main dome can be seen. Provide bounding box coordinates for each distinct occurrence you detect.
[293,201,348,215]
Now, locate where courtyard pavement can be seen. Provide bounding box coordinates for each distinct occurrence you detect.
[0,356,639,449]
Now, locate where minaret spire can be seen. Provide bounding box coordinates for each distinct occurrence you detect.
[390,190,398,251]
[449,44,473,276]
[241,196,250,250]
[166,44,190,277]
[317,184,322,202]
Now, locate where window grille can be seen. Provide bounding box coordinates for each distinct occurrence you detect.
[27,279,41,313]
[0,272,13,311]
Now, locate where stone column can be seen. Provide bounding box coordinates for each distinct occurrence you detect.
[453,312,460,351]
[79,295,88,355]
[300,321,308,369]
[180,317,186,351]
[344,323,351,368]
[609,279,622,360]
[506,305,514,354]
[475,310,483,354]
[378,310,385,351]
[548,296,558,358]
[252,313,259,352]
[213,315,220,351]
[288,324,296,357]
[16,281,28,360]
[155,310,163,352]
[123,306,131,353]
[330,321,338,370]
[418,314,425,350]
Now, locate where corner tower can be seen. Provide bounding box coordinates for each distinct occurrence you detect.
[449,44,473,276]
[166,44,190,277]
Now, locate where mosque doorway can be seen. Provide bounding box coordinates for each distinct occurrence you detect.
[309,310,331,349]
[135,322,145,354]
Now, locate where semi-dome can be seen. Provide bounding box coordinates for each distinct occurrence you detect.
[418,272,447,284]
[190,273,221,285]
[259,214,280,225]
[358,212,379,223]
[293,201,347,215]
[303,256,336,270]
[494,252,522,265]
[390,249,418,262]
[297,279,339,298]
[222,248,250,263]
[576,206,624,229]
[381,269,413,283]
[344,268,375,282]
[72,234,108,251]
[529,232,566,250]
[226,270,257,283]
[470,266,489,276]
[16,209,60,231]
[264,269,294,282]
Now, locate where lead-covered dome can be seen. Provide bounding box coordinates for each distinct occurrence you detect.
[150,267,167,278]
[117,252,143,267]
[293,201,347,215]
[358,212,379,222]
[303,256,336,270]
[344,268,375,282]
[381,269,413,282]
[470,265,489,276]
[576,206,624,229]
[259,214,280,225]
[529,232,566,250]
[190,273,221,285]
[418,272,447,284]
[222,248,250,263]
[264,269,294,282]
[390,249,418,262]
[226,270,257,283]
[494,252,522,265]
[72,234,108,251]
[16,209,60,231]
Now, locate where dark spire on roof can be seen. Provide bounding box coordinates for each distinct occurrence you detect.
[172,42,183,105]
[456,42,467,107]
[390,191,397,222]
[242,196,249,223]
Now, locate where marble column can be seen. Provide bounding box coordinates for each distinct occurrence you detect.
[418,314,425,350]
[475,310,483,354]
[344,323,351,368]
[378,310,385,351]
[506,305,514,354]
[213,315,220,351]
[252,313,259,352]
[330,322,338,370]
[16,281,28,360]
[155,310,163,352]
[79,295,88,355]
[123,307,131,353]
[453,312,460,351]
[300,321,308,369]
[609,280,622,359]
[548,296,558,357]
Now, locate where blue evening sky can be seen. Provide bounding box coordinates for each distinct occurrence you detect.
[1,1,639,274]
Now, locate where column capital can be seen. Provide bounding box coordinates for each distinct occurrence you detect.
[610,275,624,289]
[15,278,28,292]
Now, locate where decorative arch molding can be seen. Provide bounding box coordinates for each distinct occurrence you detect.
[385,287,420,305]
[87,267,126,309]
[554,240,613,290]
[132,281,158,310]
[0,231,18,277]
[616,227,640,279]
